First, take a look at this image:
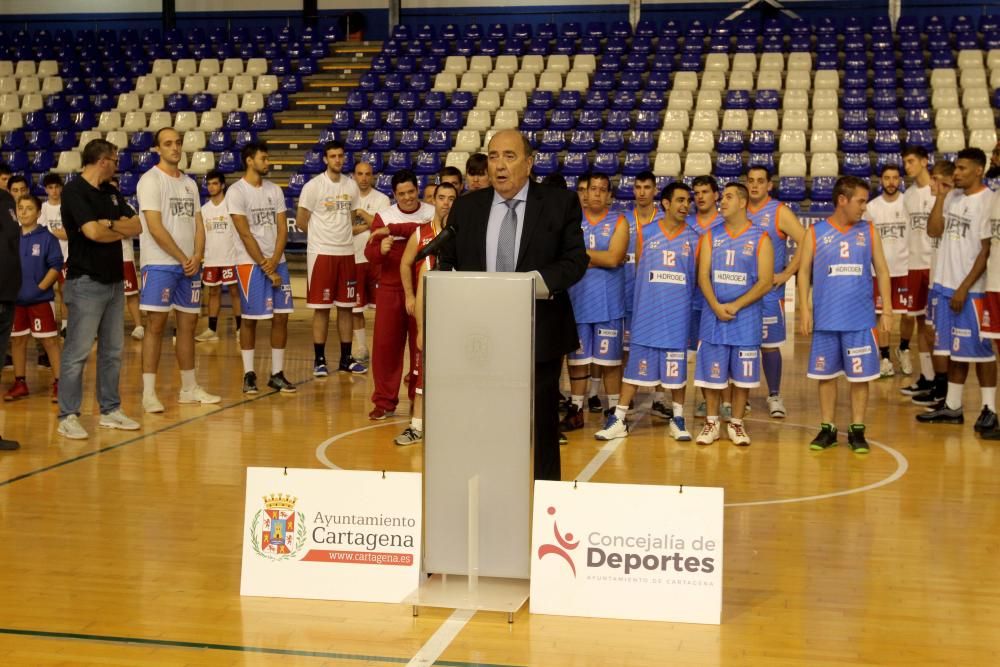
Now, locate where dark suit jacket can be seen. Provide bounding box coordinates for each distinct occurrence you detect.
[438,181,588,362]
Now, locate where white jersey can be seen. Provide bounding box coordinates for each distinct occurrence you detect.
[986,190,1000,292]
[933,187,994,293]
[298,171,360,256]
[225,178,287,265]
[863,194,909,277]
[201,198,237,267]
[40,201,69,261]
[354,188,390,263]
[136,165,200,267]
[904,183,934,271]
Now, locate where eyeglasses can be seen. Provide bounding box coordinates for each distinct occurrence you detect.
[103,154,120,165]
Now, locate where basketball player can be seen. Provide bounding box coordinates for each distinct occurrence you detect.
[561,173,628,431]
[595,182,698,442]
[900,146,937,396]
[195,170,242,342]
[296,140,366,377]
[694,183,774,446]
[800,176,892,452]
[918,148,997,429]
[228,141,297,394]
[351,160,390,363]
[979,188,1000,439]
[863,165,910,377]
[745,166,806,418]
[394,182,458,446]
[136,127,219,413]
[365,170,434,420]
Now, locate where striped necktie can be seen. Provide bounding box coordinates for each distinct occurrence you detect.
[496,199,519,272]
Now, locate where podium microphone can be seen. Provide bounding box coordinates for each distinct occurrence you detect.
[414,225,456,262]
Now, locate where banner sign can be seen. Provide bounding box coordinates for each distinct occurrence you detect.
[240,467,422,603]
[530,481,723,625]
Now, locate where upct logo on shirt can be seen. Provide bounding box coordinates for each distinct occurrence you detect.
[250,207,276,228]
[321,195,353,213]
[169,197,196,217]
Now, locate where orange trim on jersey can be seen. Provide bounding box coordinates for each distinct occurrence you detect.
[747,196,771,215]
[696,230,709,260]
[826,216,860,235]
[632,206,659,228]
[696,211,720,230]
[774,202,788,240]
[583,210,612,227]
[724,221,753,239]
[660,220,688,241]
[756,230,769,257]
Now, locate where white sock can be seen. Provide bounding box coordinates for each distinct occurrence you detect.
[411,417,423,432]
[180,369,196,391]
[589,377,601,397]
[614,404,628,419]
[919,352,933,380]
[607,393,620,409]
[982,386,996,412]
[353,328,367,355]
[672,402,684,418]
[571,394,584,409]
[61,319,67,329]
[946,382,963,411]
[142,373,156,397]
[271,348,285,374]
[241,350,255,374]
[653,390,665,403]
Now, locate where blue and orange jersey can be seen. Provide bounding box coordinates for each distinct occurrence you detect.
[569,209,627,323]
[622,206,663,316]
[810,218,877,332]
[630,219,700,349]
[748,197,788,297]
[699,222,769,346]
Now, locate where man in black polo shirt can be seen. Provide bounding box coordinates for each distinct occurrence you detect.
[0,186,20,450]
[57,139,143,440]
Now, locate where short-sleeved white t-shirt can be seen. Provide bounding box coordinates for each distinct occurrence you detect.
[225,178,287,265]
[904,184,934,271]
[985,190,1000,292]
[933,188,994,293]
[354,188,391,263]
[863,194,909,277]
[298,172,360,256]
[40,200,69,261]
[202,198,237,267]
[136,165,200,267]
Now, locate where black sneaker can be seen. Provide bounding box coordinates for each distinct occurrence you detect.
[847,424,870,453]
[268,371,297,393]
[587,395,603,413]
[974,406,998,433]
[650,401,673,420]
[809,423,838,450]
[559,396,572,414]
[38,351,50,368]
[900,376,933,396]
[559,432,568,445]
[242,371,259,394]
[0,436,19,451]
[561,404,584,431]
[980,425,1000,440]
[916,405,964,423]
[911,390,943,407]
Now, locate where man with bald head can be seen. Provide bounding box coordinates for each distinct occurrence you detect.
[438,129,589,480]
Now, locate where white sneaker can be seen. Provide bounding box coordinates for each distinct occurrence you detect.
[767,394,787,418]
[727,420,751,446]
[696,420,720,445]
[355,350,370,364]
[99,409,141,431]
[669,416,692,441]
[879,358,895,378]
[143,394,164,414]
[57,414,89,440]
[178,386,222,404]
[195,328,219,342]
[595,413,628,441]
[131,325,145,341]
[896,348,913,375]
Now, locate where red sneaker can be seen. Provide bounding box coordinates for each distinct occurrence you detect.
[51,379,59,403]
[368,407,396,421]
[4,379,29,402]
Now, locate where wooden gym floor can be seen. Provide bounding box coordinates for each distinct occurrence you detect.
[0,302,997,666]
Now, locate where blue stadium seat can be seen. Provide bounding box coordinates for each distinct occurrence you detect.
[550,110,577,130]
[355,151,380,172]
[356,110,379,131]
[554,37,576,56]
[717,130,745,153]
[842,153,871,177]
[583,91,608,110]
[904,109,931,130]
[133,151,159,173]
[251,111,274,131]
[598,130,624,151]
[874,110,900,131]
[207,131,230,152]
[591,72,616,91]
[191,93,214,112]
[929,50,954,68]
[512,22,533,40]
[562,152,589,175]
[369,91,391,111]
[409,73,430,92]
[358,72,379,92]
[280,74,304,92]
[419,57,442,75]
[424,130,451,152]
[635,19,657,38]
[411,110,434,131]
[382,150,410,174]
[592,151,619,175]
[778,177,806,202]
[840,131,869,152]
[521,109,546,131]
[634,110,660,131]
[638,91,665,110]
[368,130,394,152]
[438,110,463,131]
[330,110,353,131]
[725,90,751,110]
[66,95,91,112]
[628,131,655,152]
[116,172,138,196]
[266,92,289,112]
[678,53,702,71]
[532,151,558,176]
[788,34,810,52]
[579,37,601,55]
[449,91,474,111]
[815,52,839,69]
[440,24,460,40]
[344,130,368,151]
[44,94,67,113]
[749,130,775,153]
[51,131,76,151]
[1,150,27,172]
[714,152,744,178]
[755,90,779,109]
[370,55,391,74]
[540,130,567,151]
[414,151,441,175]
[383,73,405,92]
[612,91,636,110]
[382,109,408,131]
[618,72,642,91]
[428,41,450,57]
[875,152,902,174]
[747,153,774,173]
[902,88,929,110]
[905,129,934,151]
[479,39,500,57]
[528,37,551,56]
[128,131,152,152]
[872,90,897,110]
[232,131,257,150]
[842,110,869,131]
[843,69,867,89]
[605,110,631,131]
[70,111,94,132]
[24,130,50,151]
[423,91,446,110]
[605,37,627,57]
[224,112,249,131]
[530,91,555,110]
[631,36,653,54]
[841,89,868,111]
[614,175,636,200]
[453,39,475,57]
[397,91,419,111]
[874,130,901,153]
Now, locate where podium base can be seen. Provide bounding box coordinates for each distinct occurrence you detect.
[405,574,529,623]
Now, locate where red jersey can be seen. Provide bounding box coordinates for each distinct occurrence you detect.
[364,202,434,289]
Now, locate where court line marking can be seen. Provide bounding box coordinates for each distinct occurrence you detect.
[0,381,314,489]
[405,609,478,667]
[574,407,651,482]
[0,627,522,667]
[315,419,408,469]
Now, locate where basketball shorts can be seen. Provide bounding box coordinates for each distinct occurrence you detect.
[624,343,687,388]
[354,261,378,313]
[11,302,58,338]
[694,341,760,389]
[203,265,237,286]
[307,252,357,309]
[568,319,624,366]
[236,262,294,320]
[874,276,909,315]
[906,268,930,316]
[139,265,202,314]
[807,329,881,383]
[761,295,786,348]
[123,260,139,296]
[930,288,994,361]
[688,307,701,352]
[622,312,632,353]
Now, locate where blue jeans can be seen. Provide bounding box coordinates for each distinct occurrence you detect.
[58,276,125,419]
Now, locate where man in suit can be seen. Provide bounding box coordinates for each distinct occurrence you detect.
[438,129,589,481]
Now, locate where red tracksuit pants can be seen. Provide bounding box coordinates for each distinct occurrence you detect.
[371,286,417,411]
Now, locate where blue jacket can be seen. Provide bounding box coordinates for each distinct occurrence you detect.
[17,225,64,306]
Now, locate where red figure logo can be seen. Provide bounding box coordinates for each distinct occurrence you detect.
[537,506,580,576]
